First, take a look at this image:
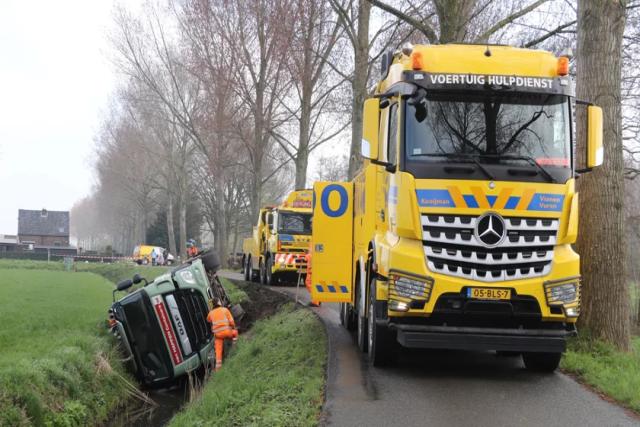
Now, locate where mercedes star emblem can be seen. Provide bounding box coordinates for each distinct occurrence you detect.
[475,212,506,247]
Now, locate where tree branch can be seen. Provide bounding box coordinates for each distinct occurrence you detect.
[476,0,549,43]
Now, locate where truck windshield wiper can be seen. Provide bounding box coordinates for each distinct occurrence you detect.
[412,153,495,180]
[481,154,556,183]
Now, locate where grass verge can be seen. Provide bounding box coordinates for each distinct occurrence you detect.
[0,268,137,426]
[169,304,326,427]
[219,276,249,305]
[561,335,640,413]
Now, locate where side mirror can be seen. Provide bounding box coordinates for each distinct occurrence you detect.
[117,279,133,291]
[587,105,603,168]
[132,274,142,284]
[362,98,380,160]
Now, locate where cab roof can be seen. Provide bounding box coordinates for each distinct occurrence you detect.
[378,44,565,94]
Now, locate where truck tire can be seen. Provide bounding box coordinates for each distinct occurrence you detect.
[259,259,266,285]
[367,280,395,367]
[356,282,368,353]
[243,256,250,281]
[200,251,221,273]
[522,352,562,373]
[339,302,355,331]
[266,257,277,286]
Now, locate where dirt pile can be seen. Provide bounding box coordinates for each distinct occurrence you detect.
[234,280,290,331]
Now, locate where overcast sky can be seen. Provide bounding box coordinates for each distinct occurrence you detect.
[0,1,121,234]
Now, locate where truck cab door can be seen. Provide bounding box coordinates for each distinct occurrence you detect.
[310,182,354,303]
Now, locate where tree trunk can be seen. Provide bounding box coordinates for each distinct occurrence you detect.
[215,177,229,267]
[347,0,371,179]
[295,89,312,189]
[251,79,265,220]
[434,0,477,43]
[575,0,630,351]
[179,200,187,261]
[232,215,240,254]
[166,196,178,258]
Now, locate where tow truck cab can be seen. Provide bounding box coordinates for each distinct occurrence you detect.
[309,44,604,371]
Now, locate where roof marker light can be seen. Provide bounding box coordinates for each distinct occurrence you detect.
[557,57,569,76]
[411,51,424,70]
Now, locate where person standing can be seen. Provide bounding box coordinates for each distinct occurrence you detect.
[156,249,164,266]
[206,299,238,372]
[151,248,157,266]
[304,252,321,307]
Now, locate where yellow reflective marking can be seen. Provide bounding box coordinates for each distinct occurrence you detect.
[517,189,535,210]
[447,186,465,208]
[470,187,489,209]
[493,188,513,209]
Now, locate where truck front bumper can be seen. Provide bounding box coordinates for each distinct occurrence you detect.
[391,324,576,353]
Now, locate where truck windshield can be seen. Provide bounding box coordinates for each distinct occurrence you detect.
[278,212,312,235]
[403,92,571,182]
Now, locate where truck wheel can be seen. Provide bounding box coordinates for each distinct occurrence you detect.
[522,352,562,373]
[356,281,368,353]
[340,303,356,331]
[266,257,277,286]
[259,259,266,285]
[367,281,394,367]
[243,257,250,281]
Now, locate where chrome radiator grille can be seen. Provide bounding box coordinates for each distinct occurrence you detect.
[422,214,558,282]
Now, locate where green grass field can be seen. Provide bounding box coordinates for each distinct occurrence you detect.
[0,268,134,426]
[0,258,168,284]
[562,335,640,413]
[170,304,326,427]
[0,261,254,426]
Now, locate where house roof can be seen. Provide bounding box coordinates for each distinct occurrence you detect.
[18,209,69,237]
[0,236,18,245]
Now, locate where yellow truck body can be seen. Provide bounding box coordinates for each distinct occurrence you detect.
[310,44,603,371]
[242,190,313,285]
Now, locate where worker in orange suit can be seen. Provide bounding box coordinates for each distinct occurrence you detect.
[305,252,321,307]
[206,299,238,372]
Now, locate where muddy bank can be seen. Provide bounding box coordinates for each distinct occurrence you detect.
[234,280,290,331]
[107,280,289,427]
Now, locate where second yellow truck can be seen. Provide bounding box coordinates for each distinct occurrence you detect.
[242,190,312,285]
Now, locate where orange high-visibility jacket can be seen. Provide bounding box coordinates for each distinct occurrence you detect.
[207,307,236,335]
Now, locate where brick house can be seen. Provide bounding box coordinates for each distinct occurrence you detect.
[18,209,70,247]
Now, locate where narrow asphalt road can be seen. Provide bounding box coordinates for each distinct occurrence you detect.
[221,271,638,427]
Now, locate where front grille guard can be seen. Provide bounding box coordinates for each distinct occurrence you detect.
[422,214,559,282]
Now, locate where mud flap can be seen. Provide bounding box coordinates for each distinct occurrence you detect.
[310,182,354,303]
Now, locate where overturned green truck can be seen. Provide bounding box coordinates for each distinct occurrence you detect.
[108,251,238,387]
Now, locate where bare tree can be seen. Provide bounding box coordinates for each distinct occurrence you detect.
[575,0,630,351]
[281,0,348,189]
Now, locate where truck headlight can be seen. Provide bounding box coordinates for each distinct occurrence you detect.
[389,301,410,312]
[180,270,196,284]
[544,277,580,317]
[390,274,433,301]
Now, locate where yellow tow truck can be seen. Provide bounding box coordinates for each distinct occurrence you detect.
[309,44,603,371]
[242,190,313,285]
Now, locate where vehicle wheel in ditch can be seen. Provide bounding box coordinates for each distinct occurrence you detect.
[367,280,395,367]
[522,352,562,373]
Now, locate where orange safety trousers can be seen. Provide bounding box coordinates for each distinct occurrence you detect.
[214,329,238,371]
[207,307,237,371]
[305,254,320,306]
